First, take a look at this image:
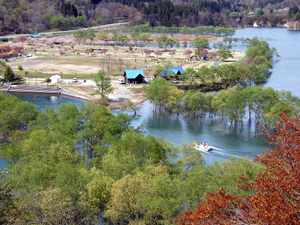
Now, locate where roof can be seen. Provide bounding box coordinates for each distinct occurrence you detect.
[160,66,184,77]
[125,69,145,79]
[50,75,61,79]
[30,33,41,38]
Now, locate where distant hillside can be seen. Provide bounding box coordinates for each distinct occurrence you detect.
[1,0,300,35]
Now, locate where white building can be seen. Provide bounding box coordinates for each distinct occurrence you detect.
[50,75,62,83]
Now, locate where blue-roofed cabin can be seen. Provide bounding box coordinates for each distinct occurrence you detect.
[30,33,41,38]
[160,66,184,79]
[124,69,145,84]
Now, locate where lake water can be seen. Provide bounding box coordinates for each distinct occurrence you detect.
[234,28,300,96]
[1,27,299,167]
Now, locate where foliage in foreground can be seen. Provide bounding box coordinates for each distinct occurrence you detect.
[0,93,264,224]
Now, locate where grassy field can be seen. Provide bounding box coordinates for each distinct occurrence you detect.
[7,36,245,81]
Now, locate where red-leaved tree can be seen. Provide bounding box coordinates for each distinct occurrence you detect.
[184,49,192,61]
[154,50,162,59]
[177,113,300,224]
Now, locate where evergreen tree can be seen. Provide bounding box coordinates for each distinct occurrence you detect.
[3,65,16,82]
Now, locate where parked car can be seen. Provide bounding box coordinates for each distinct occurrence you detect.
[118,79,126,84]
[0,38,8,42]
[72,78,78,83]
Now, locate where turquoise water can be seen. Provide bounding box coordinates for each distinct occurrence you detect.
[1,28,299,166]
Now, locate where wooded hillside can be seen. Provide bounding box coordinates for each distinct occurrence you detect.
[1,0,300,35]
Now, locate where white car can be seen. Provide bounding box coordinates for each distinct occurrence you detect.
[118,79,126,84]
[72,78,78,83]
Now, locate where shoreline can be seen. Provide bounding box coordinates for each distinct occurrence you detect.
[0,84,91,101]
[1,84,146,110]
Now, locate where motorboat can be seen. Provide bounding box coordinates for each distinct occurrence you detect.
[194,141,212,152]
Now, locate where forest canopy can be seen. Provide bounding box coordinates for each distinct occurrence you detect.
[1,0,300,35]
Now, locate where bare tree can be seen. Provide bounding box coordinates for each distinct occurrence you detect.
[144,49,151,62]
[118,58,124,75]
[169,50,176,59]
[105,54,112,76]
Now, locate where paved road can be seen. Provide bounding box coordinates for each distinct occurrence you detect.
[213,60,221,67]
[25,77,95,85]
[0,22,129,39]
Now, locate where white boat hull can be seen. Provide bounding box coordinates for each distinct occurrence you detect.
[194,144,212,152]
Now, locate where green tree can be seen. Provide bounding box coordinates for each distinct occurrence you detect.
[105,165,181,224]
[112,33,129,45]
[101,131,176,180]
[191,37,209,50]
[0,171,16,224]
[129,31,139,44]
[183,91,209,116]
[45,78,51,85]
[139,32,152,43]
[197,65,214,87]
[144,78,169,108]
[86,168,114,210]
[156,35,176,49]
[212,87,246,123]
[96,31,108,41]
[217,47,233,60]
[3,65,16,82]
[177,143,204,173]
[17,65,23,72]
[181,158,264,209]
[13,187,96,224]
[94,70,113,100]
[74,29,95,41]
[0,94,38,136]
[217,64,239,87]
[166,86,184,113]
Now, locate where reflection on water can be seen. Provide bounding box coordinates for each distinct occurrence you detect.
[132,101,268,165]
[0,159,7,170]
[11,93,85,111]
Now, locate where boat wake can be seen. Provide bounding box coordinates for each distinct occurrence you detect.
[210,146,225,152]
[210,146,243,159]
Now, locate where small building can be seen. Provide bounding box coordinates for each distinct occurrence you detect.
[160,66,184,79]
[50,75,62,83]
[124,69,145,84]
[30,33,41,38]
